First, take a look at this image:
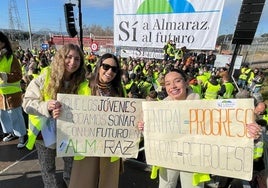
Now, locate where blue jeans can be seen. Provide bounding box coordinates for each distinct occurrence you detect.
[0,106,26,137]
[237,79,247,89]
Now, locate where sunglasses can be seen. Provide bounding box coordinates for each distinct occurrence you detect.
[101,63,118,73]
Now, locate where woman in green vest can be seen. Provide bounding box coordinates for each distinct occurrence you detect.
[69,53,124,188]
[0,31,27,149]
[22,44,90,188]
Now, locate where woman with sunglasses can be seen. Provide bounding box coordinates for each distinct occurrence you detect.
[138,68,262,188]
[69,53,124,188]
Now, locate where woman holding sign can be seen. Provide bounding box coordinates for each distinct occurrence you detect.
[138,68,262,188]
[22,44,90,188]
[69,53,124,188]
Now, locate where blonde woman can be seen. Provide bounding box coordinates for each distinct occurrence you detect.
[22,44,90,188]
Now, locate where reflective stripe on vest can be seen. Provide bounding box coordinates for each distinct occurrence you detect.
[26,115,49,150]
[0,55,22,94]
[254,141,264,160]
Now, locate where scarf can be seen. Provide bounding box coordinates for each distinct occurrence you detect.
[97,82,113,96]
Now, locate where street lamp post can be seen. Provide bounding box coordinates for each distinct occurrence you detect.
[25,0,33,50]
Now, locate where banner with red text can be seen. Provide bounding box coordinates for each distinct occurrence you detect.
[114,0,225,50]
[142,98,255,180]
[56,94,143,158]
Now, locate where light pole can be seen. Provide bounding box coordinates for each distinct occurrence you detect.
[25,0,33,50]
[78,0,83,51]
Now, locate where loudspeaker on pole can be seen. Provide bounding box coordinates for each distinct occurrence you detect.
[232,0,265,45]
[64,3,78,38]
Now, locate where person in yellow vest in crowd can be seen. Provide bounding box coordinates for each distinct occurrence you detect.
[128,83,142,98]
[203,76,221,99]
[122,72,137,97]
[246,67,257,90]
[37,55,50,73]
[188,77,203,99]
[217,75,235,99]
[133,59,142,75]
[0,31,28,149]
[163,40,170,61]
[154,73,167,100]
[249,68,265,95]
[203,66,211,80]
[152,69,163,90]
[121,72,130,97]
[237,64,252,89]
[229,101,267,187]
[163,40,175,61]
[167,41,175,61]
[138,76,154,98]
[142,60,152,76]
[175,46,186,62]
[152,65,162,86]
[69,53,124,188]
[196,69,209,88]
[22,44,90,188]
[31,46,38,56]
[139,57,145,68]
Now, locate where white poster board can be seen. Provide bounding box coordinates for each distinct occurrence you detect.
[214,54,243,69]
[56,94,143,158]
[142,98,255,180]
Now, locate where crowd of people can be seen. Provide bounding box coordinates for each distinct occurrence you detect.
[0,31,267,188]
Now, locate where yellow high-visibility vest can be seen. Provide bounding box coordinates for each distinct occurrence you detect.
[0,55,22,94]
[26,68,90,150]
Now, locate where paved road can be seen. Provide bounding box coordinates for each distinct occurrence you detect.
[0,137,159,188]
[0,137,224,188]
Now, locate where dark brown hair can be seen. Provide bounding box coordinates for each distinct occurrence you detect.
[90,53,124,97]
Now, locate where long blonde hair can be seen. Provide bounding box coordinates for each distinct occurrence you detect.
[46,44,86,99]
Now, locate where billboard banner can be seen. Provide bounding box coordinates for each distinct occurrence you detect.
[114,0,225,50]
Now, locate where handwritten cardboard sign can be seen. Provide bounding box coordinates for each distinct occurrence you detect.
[142,98,255,180]
[56,94,143,158]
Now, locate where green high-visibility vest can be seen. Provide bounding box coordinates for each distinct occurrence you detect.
[0,55,22,94]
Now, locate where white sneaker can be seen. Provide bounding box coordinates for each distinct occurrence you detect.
[3,134,17,142]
